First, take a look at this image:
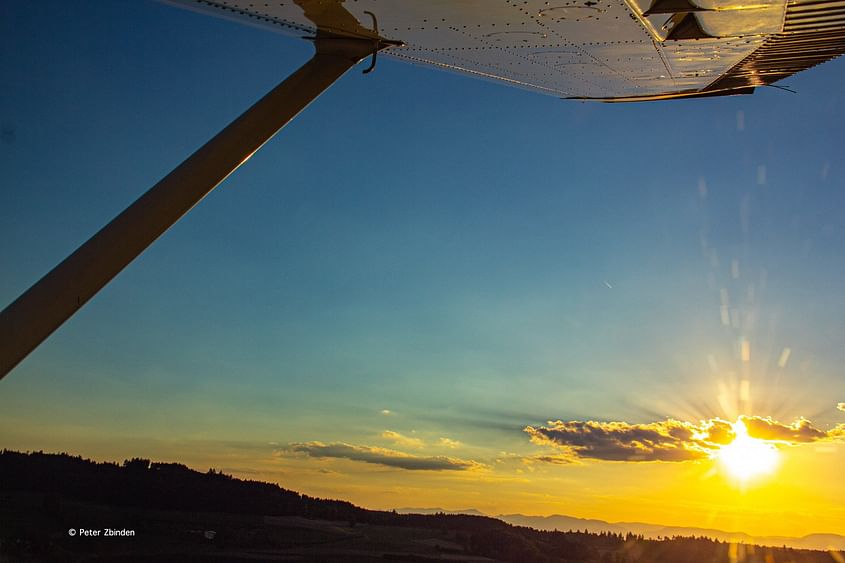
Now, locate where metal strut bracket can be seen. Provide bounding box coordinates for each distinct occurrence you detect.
[362,11,381,74]
[304,13,404,76]
[0,34,393,380]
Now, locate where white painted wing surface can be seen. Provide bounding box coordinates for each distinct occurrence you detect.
[168,0,845,101]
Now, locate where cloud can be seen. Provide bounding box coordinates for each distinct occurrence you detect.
[739,415,826,443]
[381,430,424,449]
[525,415,844,464]
[700,418,735,445]
[838,403,845,412]
[525,419,716,462]
[525,454,575,465]
[284,442,480,471]
[438,437,461,449]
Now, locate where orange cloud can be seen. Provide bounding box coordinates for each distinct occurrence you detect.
[381,430,425,449]
[739,415,826,443]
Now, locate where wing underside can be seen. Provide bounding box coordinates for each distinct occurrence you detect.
[168,0,845,100]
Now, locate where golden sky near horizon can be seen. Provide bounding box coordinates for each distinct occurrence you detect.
[3,400,844,538]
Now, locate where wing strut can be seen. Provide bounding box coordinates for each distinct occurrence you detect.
[0,35,383,380]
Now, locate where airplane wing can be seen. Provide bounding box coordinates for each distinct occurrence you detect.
[168,0,845,101]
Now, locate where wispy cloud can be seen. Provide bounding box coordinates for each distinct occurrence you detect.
[379,431,462,451]
[525,453,575,465]
[438,437,461,449]
[381,430,424,449]
[284,442,481,471]
[525,415,842,463]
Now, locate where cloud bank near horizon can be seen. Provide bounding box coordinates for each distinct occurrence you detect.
[525,414,844,463]
[283,441,481,471]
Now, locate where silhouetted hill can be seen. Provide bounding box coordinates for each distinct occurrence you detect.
[396,508,487,517]
[1,450,841,563]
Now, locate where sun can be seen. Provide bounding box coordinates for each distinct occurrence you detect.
[716,420,780,482]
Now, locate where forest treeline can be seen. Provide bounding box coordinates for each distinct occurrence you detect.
[1,450,839,563]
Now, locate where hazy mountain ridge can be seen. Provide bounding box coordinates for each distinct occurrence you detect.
[397,509,845,552]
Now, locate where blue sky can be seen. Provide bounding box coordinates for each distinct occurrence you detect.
[2,0,845,534]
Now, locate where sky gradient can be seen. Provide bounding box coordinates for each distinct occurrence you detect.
[2,0,845,538]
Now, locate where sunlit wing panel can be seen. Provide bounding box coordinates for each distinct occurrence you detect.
[169,0,845,100]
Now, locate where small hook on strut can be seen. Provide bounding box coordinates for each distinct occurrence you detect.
[362,11,379,74]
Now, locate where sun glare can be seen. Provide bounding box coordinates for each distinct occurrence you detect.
[717,421,779,482]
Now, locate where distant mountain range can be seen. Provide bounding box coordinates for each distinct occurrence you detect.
[395,508,845,552]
